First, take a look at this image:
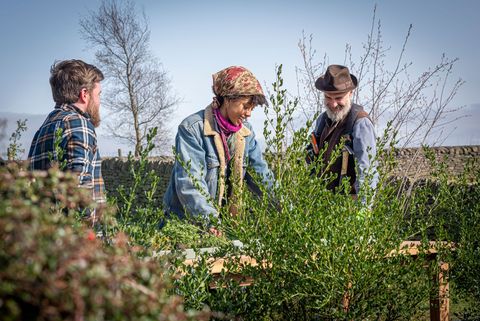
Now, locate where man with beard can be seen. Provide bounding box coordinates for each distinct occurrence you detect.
[307,64,378,198]
[28,59,105,219]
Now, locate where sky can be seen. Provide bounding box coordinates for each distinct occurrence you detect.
[0,0,479,157]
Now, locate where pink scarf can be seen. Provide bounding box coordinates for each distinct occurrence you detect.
[213,108,242,161]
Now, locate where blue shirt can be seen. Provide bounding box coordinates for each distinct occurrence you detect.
[351,117,379,194]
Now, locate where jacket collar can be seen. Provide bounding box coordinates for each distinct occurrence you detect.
[204,104,251,137]
[55,103,92,120]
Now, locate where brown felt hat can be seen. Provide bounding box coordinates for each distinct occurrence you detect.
[315,64,358,93]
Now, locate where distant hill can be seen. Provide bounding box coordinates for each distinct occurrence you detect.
[1,103,478,159]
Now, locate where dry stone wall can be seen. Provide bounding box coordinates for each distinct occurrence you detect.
[102,156,174,208]
[390,145,479,180]
[101,145,479,206]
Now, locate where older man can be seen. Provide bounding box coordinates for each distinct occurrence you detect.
[28,59,105,219]
[308,64,378,197]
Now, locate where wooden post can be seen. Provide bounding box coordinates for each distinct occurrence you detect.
[342,281,353,313]
[430,262,450,321]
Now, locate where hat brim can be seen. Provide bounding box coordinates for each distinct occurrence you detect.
[315,74,358,93]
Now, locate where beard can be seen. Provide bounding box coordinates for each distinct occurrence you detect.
[325,100,352,123]
[86,100,101,128]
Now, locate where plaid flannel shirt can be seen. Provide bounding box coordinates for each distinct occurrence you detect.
[28,103,105,205]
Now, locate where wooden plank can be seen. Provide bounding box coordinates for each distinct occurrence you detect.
[182,255,259,289]
[181,241,453,319]
[430,262,450,321]
[389,241,455,257]
[183,255,259,274]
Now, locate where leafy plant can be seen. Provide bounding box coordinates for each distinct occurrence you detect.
[7,118,27,160]
[172,66,474,320]
[104,127,227,253]
[0,162,208,321]
[414,149,480,321]
[47,127,68,170]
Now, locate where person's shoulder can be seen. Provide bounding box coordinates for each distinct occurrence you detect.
[350,103,368,118]
[352,116,375,140]
[61,110,94,130]
[38,107,85,129]
[179,108,205,129]
[354,116,373,127]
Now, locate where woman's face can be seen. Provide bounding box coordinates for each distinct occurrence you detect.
[221,96,255,125]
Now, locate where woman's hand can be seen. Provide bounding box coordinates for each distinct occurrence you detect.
[209,227,223,237]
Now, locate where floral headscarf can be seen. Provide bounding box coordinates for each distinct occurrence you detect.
[212,66,264,100]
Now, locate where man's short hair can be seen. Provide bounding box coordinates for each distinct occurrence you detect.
[49,59,104,104]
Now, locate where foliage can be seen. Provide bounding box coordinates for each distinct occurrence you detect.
[47,127,68,170]
[413,149,480,320]
[173,66,431,320]
[2,64,468,320]
[172,66,479,320]
[80,0,179,155]
[7,118,27,160]
[1,63,477,321]
[0,162,209,321]
[104,127,226,253]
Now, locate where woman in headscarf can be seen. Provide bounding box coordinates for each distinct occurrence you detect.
[163,66,273,231]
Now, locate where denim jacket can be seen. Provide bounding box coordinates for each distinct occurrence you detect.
[163,105,273,221]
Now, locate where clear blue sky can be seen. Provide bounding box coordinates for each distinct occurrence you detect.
[1,0,479,155]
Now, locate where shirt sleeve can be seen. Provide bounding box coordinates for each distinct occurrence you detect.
[352,117,379,194]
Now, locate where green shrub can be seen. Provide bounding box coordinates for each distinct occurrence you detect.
[173,66,479,320]
[0,163,209,321]
[102,127,227,253]
[6,119,27,161]
[415,151,480,320]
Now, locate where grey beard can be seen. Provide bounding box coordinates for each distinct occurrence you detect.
[325,101,352,123]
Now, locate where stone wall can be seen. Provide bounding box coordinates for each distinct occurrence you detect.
[101,145,480,204]
[390,145,479,180]
[102,156,174,207]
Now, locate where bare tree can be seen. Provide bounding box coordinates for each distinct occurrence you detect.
[295,31,329,118]
[80,0,179,156]
[295,5,465,149]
